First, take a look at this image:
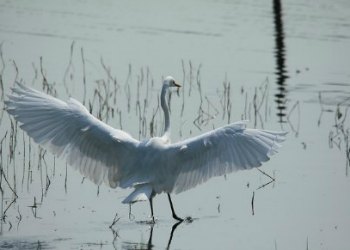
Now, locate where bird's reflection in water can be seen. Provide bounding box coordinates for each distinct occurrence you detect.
[111,220,185,250]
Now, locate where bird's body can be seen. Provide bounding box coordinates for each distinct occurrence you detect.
[5,76,286,222]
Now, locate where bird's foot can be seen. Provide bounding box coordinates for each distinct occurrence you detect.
[184,216,194,223]
[172,213,195,223]
[151,215,156,224]
[172,214,184,222]
[149,215,157,225]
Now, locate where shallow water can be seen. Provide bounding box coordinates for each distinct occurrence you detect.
[0,0,350,249]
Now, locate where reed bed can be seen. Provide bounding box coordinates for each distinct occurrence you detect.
[1,44,342,235]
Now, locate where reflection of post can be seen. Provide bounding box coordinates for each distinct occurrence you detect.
[273,0,288,123]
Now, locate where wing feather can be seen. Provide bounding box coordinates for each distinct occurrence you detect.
[162,121,286,193]
[5,83,140,188]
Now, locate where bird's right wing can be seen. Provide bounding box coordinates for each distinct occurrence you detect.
[5,83,140,188]
[162,121,286,193]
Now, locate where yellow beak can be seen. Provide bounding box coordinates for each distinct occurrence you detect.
[174,81,181,88]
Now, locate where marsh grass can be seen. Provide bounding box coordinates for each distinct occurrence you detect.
[318,91,350,175]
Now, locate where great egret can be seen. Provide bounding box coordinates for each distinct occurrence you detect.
[5,76,286,222]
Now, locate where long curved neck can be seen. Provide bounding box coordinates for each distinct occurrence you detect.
[161,84,170,138]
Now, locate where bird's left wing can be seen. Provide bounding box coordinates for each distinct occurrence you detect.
[5,83,140,188]
[160,121,286,193]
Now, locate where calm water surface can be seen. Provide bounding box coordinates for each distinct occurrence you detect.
[0,0,349,249]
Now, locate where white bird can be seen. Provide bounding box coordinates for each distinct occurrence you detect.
[5,76,286,222]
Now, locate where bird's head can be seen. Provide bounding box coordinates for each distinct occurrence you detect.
[163,76,181,88]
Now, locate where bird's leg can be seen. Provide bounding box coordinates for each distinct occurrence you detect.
[167,193,184,222]
[149,197,155,223]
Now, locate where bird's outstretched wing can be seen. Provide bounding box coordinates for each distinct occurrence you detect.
[161,121,286,193]
[5,83,140,188]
